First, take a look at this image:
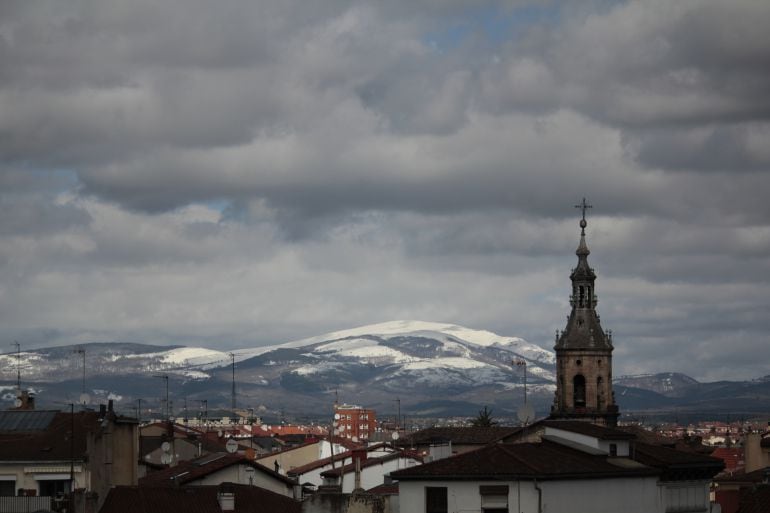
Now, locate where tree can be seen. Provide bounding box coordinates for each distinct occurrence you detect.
[471,406,498,427]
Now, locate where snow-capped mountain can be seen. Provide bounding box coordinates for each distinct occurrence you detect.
[0,321,555,415]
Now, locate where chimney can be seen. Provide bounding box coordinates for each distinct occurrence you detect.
[218,484,235,512]
[745,433,764,473]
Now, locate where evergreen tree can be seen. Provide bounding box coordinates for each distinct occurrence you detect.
[471,405,498,427]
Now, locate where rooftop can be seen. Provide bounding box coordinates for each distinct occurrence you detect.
[100,483,301,513]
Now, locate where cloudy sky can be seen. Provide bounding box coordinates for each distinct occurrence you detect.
[1,0,769,382]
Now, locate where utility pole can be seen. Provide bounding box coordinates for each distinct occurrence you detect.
[154,375,169,419]
[75,348,86,402]
[514,358,528,404]
[230,353,236,412]
[12,341,21,391]
[394,397,401,431]
[136,398,142,422]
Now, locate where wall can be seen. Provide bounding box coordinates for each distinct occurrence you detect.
[340,457,419,494]
[398,476,662,513]
[190,463,294,497]
[257,442,322,474]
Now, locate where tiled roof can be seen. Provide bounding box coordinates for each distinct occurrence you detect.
[100,483,301,513]
[540,420,635,440]
[286,443,387,476]
[320,452,422,478]
[0,411,99,461]
[715,467,770,484]
[391,440,659,481]
[400,426,521,446]
[367,483,399,495]
[139,452,296,487]
[711,447,745,472]
[632,442,725,480]
[0,410,57,431]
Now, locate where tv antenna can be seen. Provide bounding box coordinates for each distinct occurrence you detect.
[513,358,534,425]
[74,348,89,405]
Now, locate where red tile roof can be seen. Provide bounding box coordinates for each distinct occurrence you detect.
[99,483,301,513]
[392,440,660,481]
[138,452,296,488]
[711,447,745,472]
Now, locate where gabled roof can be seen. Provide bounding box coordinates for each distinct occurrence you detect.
[632,442,724,480]
[0,410,58,431]
[714,467,769,484]
[0,410,100,461]
[391,440,659,481]
[286,443,388,476]
[540,420,635,441]
[100,483,301,513]
[139,452,296,487]
[320,451,422,478]
[400,426,521,446]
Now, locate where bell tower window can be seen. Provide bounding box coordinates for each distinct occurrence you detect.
[573,375,586,408]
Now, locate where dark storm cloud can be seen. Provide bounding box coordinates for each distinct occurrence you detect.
[0,0,769,381]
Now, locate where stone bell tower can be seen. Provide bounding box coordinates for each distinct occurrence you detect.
[550,198,619,426]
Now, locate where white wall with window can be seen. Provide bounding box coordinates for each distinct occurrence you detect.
[398,476,663,513]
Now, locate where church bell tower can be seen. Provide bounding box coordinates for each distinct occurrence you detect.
[550,199,619,426]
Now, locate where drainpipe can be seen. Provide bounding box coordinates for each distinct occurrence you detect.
[534,479,542,513]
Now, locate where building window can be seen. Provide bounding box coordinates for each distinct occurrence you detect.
[38,479,71,497]
[0,478,15,497]
[573,374,586,408]
[609,443,617,457]
[480,485,509,513]
[426,486,448,513]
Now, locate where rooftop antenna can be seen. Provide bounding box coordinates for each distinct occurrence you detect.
[154,374,169,419]
[12,341,21,391]
[74,348,89,405]
[198,399,208,424]
[514,358,534,426]
[230,353,236,412]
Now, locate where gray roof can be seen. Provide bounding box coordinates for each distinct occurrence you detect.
[0,410,57,432]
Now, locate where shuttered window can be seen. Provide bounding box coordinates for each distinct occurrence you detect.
[426,486,448,513]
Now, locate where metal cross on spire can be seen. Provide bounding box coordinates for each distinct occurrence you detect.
[575,197,592,221]
[575,197,592,234]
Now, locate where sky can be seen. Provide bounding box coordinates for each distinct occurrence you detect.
[0,0,769,382]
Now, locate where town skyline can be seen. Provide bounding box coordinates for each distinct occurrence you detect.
[1,1,769,382]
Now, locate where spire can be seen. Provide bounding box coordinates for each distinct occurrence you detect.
[556,198,609,350]
[550,198,618,426]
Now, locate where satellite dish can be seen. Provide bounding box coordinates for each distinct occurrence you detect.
[226,439,238,454]
[334,413,340,420]
[217,430,223,438]
[391,432,400,441]
[160,453,172,465]
[517,403,535,424]
[13,398,22,408]
[351,436,359,443]
[161,442,171,452]
[79,393,90,405]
